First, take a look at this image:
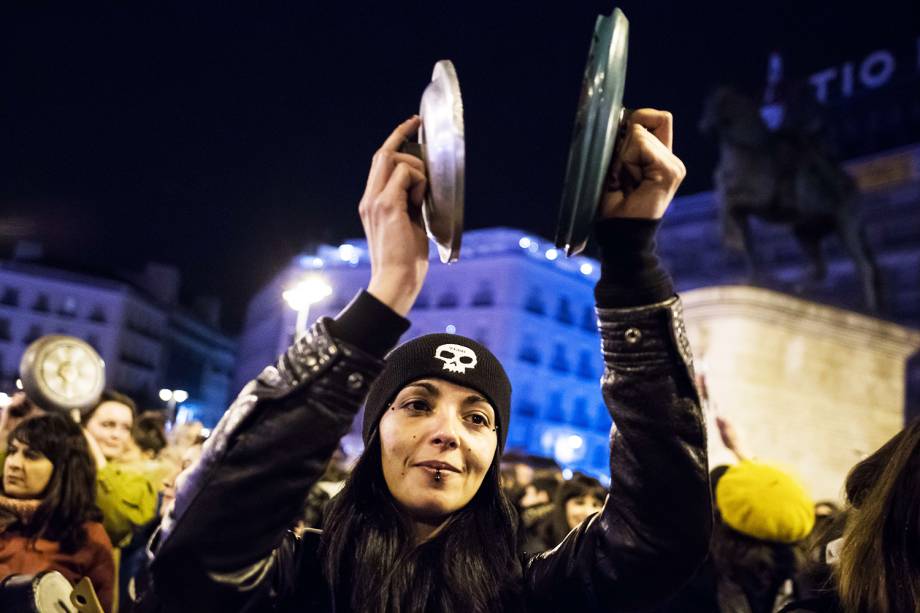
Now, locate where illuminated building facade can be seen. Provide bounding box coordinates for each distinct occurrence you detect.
[233,228,613,479]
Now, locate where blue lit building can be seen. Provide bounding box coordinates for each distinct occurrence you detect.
[233,228,613,480]
[233,143,920,477]
[0,255,236,423]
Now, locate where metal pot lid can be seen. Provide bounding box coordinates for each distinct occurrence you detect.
[19,335,106,413]
[418,60,465,263]
[556,7,629,256]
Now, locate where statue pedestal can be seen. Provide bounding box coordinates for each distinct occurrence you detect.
[682,286,920,501]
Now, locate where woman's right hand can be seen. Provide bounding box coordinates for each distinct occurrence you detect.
[361,116,430,317]
[82,426,108,469]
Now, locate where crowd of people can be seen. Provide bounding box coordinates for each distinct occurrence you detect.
[0,107,916,613]
[0,390,206,611]
[1,380,917,612]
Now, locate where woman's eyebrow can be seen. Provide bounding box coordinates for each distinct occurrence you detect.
[403,382,439,396]
[464,395,494,415]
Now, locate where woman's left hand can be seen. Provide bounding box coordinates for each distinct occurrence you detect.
[599,108,686,220]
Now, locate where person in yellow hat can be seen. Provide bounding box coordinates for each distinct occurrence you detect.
[655,414,817,613]
[716,461,815,545]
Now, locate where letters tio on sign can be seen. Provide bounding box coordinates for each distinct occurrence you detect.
[807,36,920,103]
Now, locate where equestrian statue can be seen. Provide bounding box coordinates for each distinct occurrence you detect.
[699,86,881,312]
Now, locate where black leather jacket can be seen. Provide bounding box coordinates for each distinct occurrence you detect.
[140,288,711,611]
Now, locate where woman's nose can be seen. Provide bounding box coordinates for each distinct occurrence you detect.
[429,409,461,449]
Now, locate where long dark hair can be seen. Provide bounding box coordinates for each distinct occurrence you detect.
[320,434,522,613]
[541,472,605,548]
[710,520,801,613]
[837,417,920,613]
[2,414,102,553]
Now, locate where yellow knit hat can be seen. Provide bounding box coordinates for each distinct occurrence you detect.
[715,461,816,544]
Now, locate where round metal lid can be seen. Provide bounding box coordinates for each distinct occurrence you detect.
[556,7,629,256]
[19,335,106,413]
[418,60,465,263]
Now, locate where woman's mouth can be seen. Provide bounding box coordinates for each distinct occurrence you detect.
[414,460,461,474]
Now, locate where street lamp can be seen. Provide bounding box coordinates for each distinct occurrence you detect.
[159,388,188,423]
[283,275,332,338]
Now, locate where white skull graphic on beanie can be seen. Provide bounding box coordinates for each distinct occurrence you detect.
[434,343,478,374]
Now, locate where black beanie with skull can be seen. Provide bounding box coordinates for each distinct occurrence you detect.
[362,333,512,451]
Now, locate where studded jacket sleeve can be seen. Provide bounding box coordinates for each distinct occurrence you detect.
[142,291,408,610]
[523,219,712,611]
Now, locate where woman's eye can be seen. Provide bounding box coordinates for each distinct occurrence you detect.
[402,400,431,413]
[467,413,490,427]
[24,451,41,461]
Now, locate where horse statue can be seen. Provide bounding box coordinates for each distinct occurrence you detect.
[699,86,881,312]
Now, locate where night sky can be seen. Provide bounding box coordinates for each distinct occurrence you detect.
[1,2,915,332]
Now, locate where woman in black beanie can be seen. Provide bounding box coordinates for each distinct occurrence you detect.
[139,112,711,612]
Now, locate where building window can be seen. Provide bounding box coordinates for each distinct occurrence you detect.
[436,290,459,309]
[58,296,78,319]
[556,296,575,325]
[580,306,597,332]
[0,318,10,341]
[23,324,42,344]
[32,293,50,313]
[524,288,545,315]
[414,292,430,310]
[549,344,570,373]
[516,398,538,418]
[86,334,101,352]
[89,305,108,323]
[518,337,541,365]
[571,397,590,427]
[546,391,565,422]
[126,320,161,341]
[471,283,495,307]
[576,350,596,380]
[0,287,19,307]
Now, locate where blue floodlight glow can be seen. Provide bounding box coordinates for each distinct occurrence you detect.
[446,324,457,334]
[298,256,325,269]
[580,262,594,275]
[545,248,559,261]
[338,244,357,261]
[519,237,532,249]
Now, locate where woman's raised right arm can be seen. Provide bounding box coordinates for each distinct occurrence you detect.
[142,117,430,610]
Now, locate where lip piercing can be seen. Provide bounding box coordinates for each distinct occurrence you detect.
[434,469,442,482]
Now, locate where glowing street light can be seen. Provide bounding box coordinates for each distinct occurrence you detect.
[283,275,333,338]
[159,388,188,423]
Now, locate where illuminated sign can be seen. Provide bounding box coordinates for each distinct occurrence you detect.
[808,36,920,103]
